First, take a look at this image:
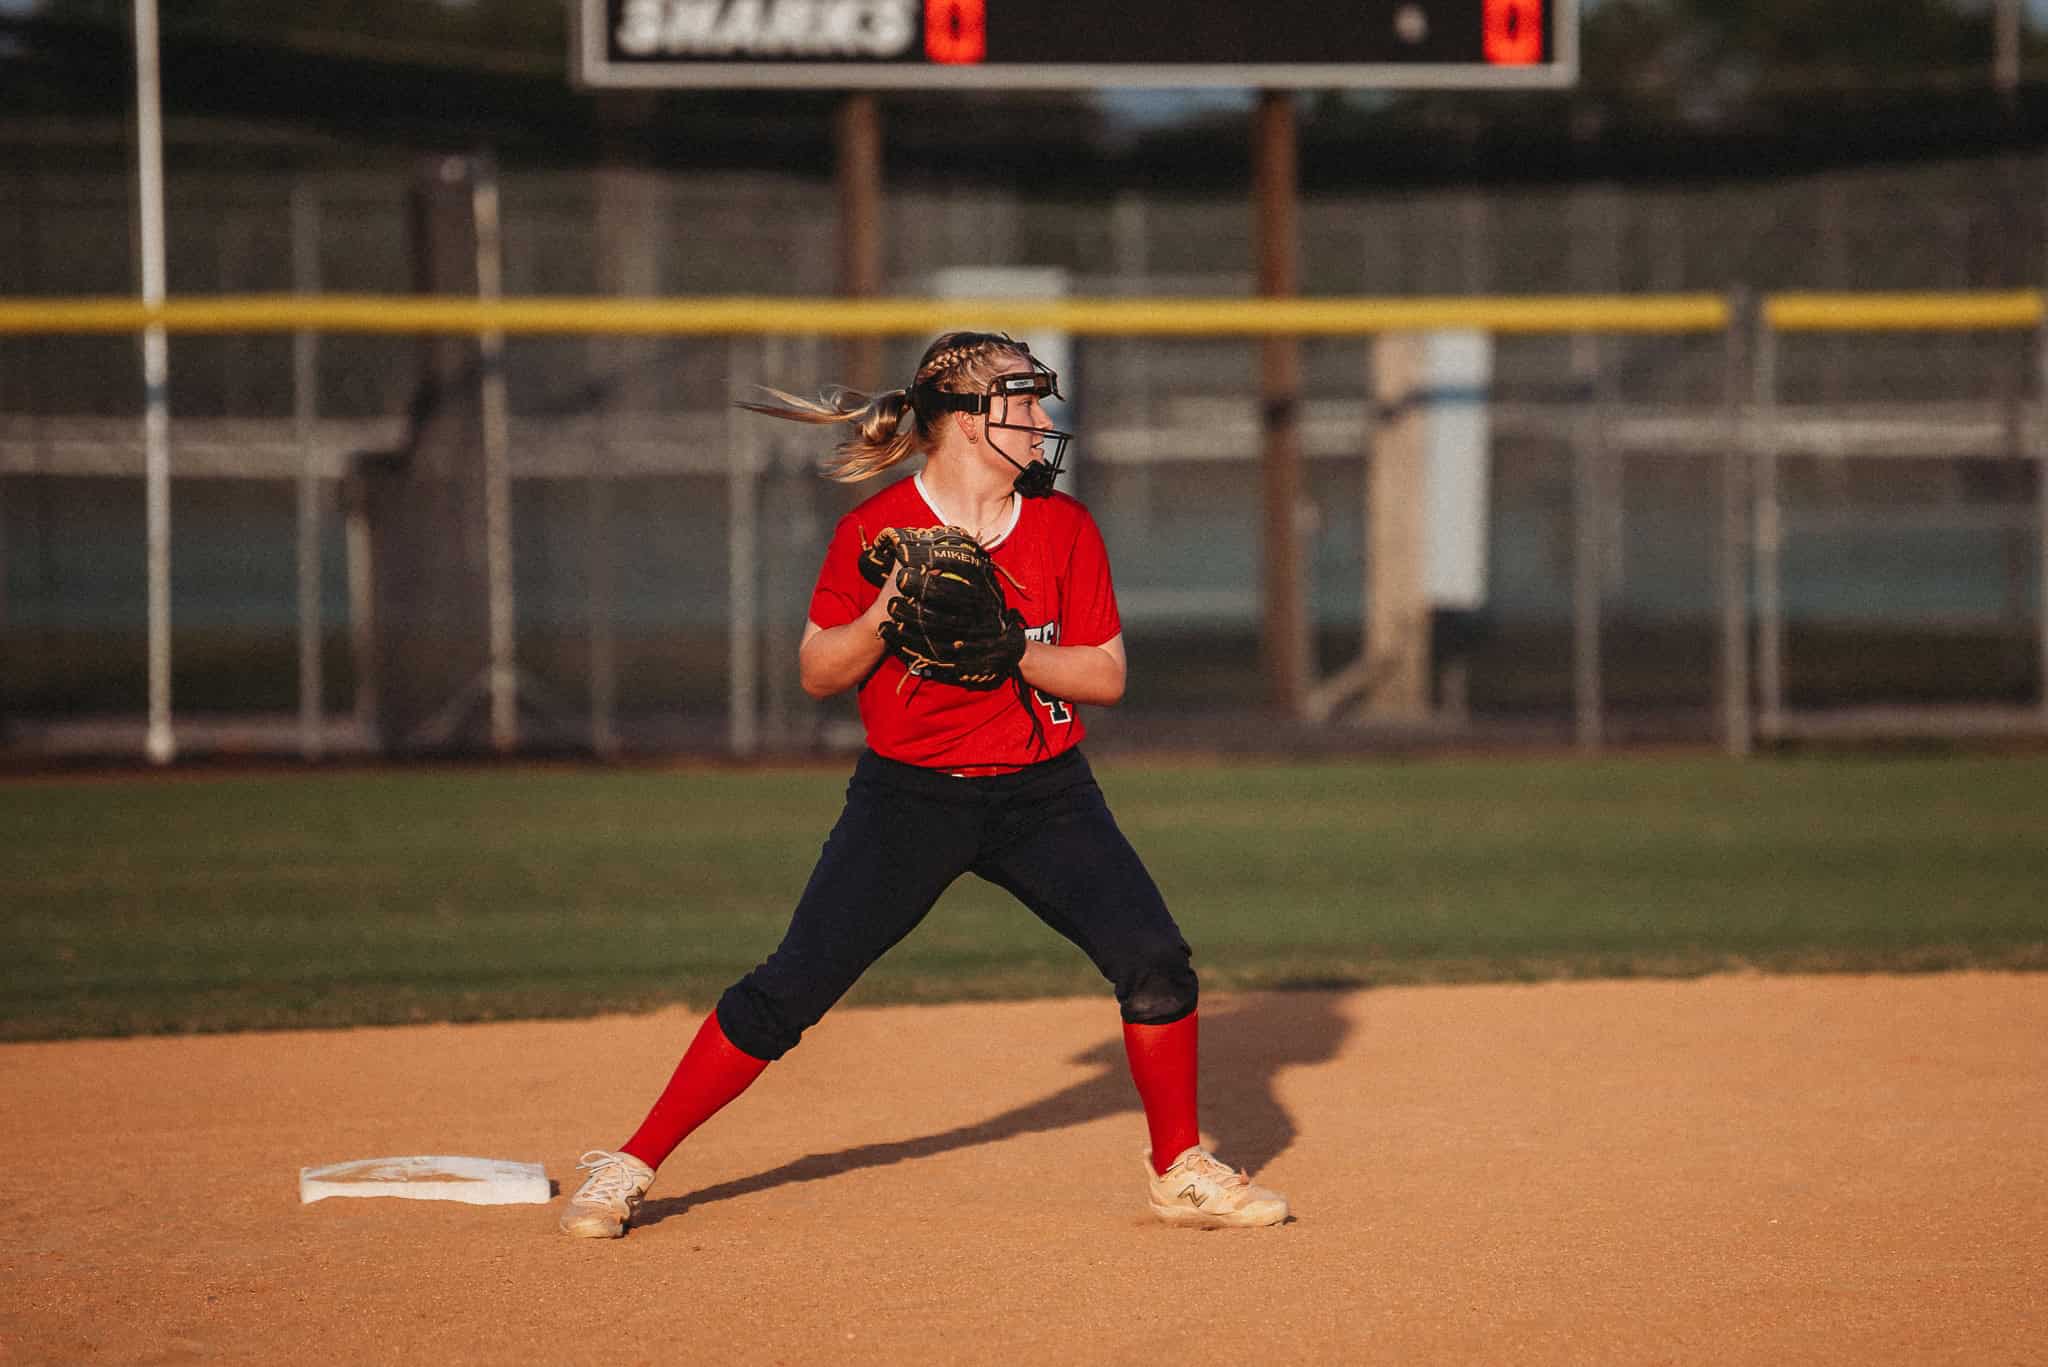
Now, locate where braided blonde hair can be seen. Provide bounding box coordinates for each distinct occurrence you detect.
[736,331,1029,483]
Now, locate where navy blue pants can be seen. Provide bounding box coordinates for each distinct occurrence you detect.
[716,748,1197,1062]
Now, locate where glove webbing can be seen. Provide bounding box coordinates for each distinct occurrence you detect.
[857,523,1027,596]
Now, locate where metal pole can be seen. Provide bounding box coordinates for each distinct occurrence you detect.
[836,95,883,394]
[587,466,618,759]
[291,181,324,760]
[588,163,656,760]
[1718,290,1753,757]
[134,0,174,765]
[1570,333,1603,750]
[345,483,377,743]
[1588,189,1627,595]
[758,337,791,752]
[1996,0,2022,107]
[471,157,519,754]
[1754,309,1784,742]
[727,341,760,757]
[1567,186,1619,750]
[2037,263,2048,728]
[2039,418,2048,732]
[1256,90,1308,717]
[1110,192,1154,541]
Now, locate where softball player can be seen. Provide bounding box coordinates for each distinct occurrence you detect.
[561,331,1288,1237]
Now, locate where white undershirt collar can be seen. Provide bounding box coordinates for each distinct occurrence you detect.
[913,472,1021,550]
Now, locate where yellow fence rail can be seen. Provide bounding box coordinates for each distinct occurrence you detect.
[5,290,2048,336]
[0,293,1738,336]
[1764,290,2044,332]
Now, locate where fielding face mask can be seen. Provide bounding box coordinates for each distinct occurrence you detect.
[912,346,1072,499]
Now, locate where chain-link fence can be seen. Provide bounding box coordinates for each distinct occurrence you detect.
[3,152,2045,758]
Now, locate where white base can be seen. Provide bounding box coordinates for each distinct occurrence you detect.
[299,1155,551,1206]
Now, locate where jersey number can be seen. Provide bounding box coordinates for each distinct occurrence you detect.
[1033,689,1073,725]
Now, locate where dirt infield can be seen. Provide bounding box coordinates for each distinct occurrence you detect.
[3,973,2043,1365]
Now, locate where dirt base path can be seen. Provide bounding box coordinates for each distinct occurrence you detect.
[4,973,2043,1365]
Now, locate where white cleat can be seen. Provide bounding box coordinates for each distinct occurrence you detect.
[1145,1145,1289,1228]
[559,1149,656,1239]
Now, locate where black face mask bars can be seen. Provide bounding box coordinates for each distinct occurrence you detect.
[910,348,1074,499]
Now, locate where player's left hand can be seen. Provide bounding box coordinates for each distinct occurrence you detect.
[860,525,1026,690]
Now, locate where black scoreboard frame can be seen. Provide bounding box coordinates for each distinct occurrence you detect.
[572,0,1579,90]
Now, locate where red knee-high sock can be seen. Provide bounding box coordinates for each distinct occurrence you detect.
[618,1010,770,1170]
[1123,1012,1201,1175]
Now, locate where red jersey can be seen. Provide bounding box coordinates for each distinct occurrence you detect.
[807,473,1122,771]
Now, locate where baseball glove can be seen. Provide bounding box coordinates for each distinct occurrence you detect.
[859,525,1026,690]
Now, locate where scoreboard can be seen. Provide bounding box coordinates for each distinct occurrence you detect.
[573,0,1577,89]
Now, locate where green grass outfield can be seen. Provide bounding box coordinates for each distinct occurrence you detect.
[4,755,2046,1041]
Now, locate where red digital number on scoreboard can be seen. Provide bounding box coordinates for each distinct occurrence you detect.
[926,0,987,64]
[1483,0,1543,65]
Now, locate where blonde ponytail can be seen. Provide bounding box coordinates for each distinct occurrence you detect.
[736,330,1029,484]
[736,384,926,483]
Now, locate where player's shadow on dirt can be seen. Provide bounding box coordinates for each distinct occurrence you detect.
[637,990,1351,1227]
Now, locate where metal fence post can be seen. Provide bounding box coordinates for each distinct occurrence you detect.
[2037,156,2048,730]
[2037,279,2048,728]
[344,474,378,747]
[290,180,324,761]
[1256,90,1309,718]
[1570,186,1621,750]
[471,157,518,755]
[727,338,760,758]
[1570,336,1605,750]
[135,0,175,766]
[1753,302,1784,742]
[1718,288,1754,757]
[586,453,618,759]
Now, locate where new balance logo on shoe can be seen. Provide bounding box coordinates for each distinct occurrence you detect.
[1145,1145,1289,1229]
